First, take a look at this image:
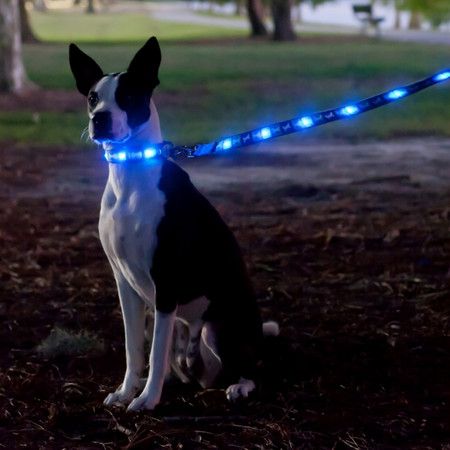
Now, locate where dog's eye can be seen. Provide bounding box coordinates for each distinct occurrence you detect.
[88,92,99,108]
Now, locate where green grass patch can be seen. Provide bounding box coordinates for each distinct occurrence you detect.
[0,111,87,146]
[36,327,105,358]
[3,16,450,145]
[30,10,245,43]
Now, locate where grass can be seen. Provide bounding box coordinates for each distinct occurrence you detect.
[2,9,450,146]
[30,10,246,43]
[0,112,86,146]
[36,327,105,358]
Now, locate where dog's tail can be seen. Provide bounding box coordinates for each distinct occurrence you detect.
[262,320,280,337]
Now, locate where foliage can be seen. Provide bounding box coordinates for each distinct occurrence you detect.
[396,0,450,27]
[36,327,105,358]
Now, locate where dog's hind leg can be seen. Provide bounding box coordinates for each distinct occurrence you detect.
[186,320,203,371]
[198,322,222,389]
[170,320,190,384]
[225,378,256,401]
[222,312,262,402]
[104,274,146,407]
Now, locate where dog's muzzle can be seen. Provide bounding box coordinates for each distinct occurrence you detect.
[92,111,113,140]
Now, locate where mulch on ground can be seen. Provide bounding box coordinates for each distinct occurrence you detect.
[0,143,449,449]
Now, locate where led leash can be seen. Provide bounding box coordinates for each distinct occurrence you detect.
[104,69,450,164]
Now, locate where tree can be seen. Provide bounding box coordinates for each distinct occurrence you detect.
[393,0,450,29]
[295,0,335,23]
[412,0,450,28]
[33,0,47,12]
[0,0,28,92]
[271,0,329,39]
[271,0,296,41]
[235,0,244,16]
[86,0,95,14]
[246,0,268,36]
[19,0,38,43]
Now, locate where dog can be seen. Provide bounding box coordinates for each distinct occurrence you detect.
[69,37,279,412]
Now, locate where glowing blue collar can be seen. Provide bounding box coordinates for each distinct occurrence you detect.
[104,142,173,164]
[103,69,450,163]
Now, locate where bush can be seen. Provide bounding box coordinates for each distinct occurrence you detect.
[36,327,105,358]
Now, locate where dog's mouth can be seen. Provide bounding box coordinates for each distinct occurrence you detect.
[92,133,131,146]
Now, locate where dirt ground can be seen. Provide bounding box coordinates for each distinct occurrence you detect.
[0,138,449,449]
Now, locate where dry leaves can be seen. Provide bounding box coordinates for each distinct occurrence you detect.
[0,144,449,449]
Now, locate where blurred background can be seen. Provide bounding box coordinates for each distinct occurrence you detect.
[1,0,450,145]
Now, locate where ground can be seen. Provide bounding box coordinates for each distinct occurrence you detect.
[0,138,449,449]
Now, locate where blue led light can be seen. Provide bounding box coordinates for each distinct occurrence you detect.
[260,127,272,139]
[101,69,449,163]
[434,71,450,82]
[143,148,157,159]
[222,138,232,150]
[340,105,359,116]
[297,116,314,128]
[386,89,407,100]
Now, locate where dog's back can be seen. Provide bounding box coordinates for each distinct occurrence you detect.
[152,159,264,381]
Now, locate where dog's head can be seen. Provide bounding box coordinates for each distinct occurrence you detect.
[69,37,161,144]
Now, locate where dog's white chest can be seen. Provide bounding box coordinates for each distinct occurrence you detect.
[99,163,166,304]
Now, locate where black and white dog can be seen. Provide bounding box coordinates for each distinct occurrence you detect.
[69,37,278,412]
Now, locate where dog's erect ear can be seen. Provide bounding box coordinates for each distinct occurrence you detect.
[127,37,161,90]
[69,44,104,96]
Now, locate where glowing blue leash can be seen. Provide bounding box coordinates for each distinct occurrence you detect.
[105,69,450,163]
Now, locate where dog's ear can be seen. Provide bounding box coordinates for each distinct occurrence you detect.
[69,43,104,96]
[127,37,161,90]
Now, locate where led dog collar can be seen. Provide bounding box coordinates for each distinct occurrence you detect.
[105,69,450,163]
[104,143,173,164]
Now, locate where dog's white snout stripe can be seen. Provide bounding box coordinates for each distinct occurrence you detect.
[91,75,129,141]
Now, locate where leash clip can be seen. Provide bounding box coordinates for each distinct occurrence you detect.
[170,145,198,159]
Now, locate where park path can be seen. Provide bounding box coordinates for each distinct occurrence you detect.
[187,138,450,193]
[2,138,449,200]
[383,29,450,45]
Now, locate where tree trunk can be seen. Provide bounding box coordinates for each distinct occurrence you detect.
[86,0,95,14]
[235,0,244,16]
[394,7,400,30]
[271,0,296,41]
[295,3,302,24]
[408,11,421,30]
[0,0,28,93]
[33,0,47,12]
[19,0,38,43]
[246,0,268,37]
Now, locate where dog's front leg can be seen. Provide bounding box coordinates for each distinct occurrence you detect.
[104,275,146,407]
[127,308,176,412]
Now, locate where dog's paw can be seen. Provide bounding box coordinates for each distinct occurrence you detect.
[126,391,159,412]
[104,378,142,407]
[104,390,134,407]
[225,378,256,402]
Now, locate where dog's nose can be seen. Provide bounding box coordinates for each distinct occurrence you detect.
[92,111,112,140]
